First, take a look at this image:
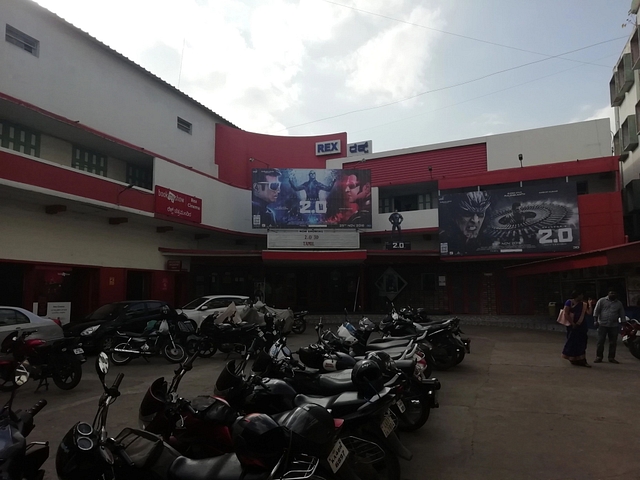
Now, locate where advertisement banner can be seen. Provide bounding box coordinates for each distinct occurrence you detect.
[251,168,372,229]
[439,183,580,256]
[155,186,202,223]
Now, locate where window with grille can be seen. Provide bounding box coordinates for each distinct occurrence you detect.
[5,25,39,56]
[126,164,152,190]
[0,121,40,156]
[177,117,192,134]
[72,146,107,176]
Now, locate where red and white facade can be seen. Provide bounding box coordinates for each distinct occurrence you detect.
[0,0,632,320]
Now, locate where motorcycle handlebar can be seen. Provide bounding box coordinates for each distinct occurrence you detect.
[27,399,47,417]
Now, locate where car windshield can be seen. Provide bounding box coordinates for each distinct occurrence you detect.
[87,303,120,320]
[182,297,209,310]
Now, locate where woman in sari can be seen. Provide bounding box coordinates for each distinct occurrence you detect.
[561,290,593,367]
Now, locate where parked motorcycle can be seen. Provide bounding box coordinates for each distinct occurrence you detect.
[109,318,187,365]
[58,352,367,480]
[0,329,85,391]
[621,318,640,359]
[0,362,49,480]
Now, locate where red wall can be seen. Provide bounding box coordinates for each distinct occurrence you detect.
[214,124,347,189]
[98,268,126,306]
[0,150,155,212]
[345,143,487,187]
[578,192,625,251]
[151,271,175,305]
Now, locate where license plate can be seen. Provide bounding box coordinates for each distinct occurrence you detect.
[258,330,264,337]
[395,399,406,413]
[380,414,395,437]
[327,438,349,473]
[73,348,84,355]
[623,335,629,342]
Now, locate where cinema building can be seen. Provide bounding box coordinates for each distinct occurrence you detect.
[0,0,634,321]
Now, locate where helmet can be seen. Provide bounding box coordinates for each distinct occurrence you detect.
[278,404,335,457]
[351,359,384,399]
[337,322,358,345]
[358,317,375,332]
[297,345,324,369]
[364,351,395,377]
[232,413,287,471]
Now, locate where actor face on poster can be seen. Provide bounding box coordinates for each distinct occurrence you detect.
[439,183,581,256]
[251,168,372,229]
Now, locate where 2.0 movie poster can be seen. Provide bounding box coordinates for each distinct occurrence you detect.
[251,168,372,229]
[439,183,581,256]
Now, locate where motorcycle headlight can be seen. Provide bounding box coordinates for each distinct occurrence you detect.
[80,326,99,336]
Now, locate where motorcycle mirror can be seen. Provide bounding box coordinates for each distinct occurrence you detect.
[14,363,29,386]
[96,352,109,383]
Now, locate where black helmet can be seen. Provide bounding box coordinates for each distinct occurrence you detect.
[278,404,335,457]
[232,413,287,471]
[364,351,395,377]
[351,359,384,399]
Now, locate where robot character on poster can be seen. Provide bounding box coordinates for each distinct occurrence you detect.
[251,168,372,229]
[438,183,581,256]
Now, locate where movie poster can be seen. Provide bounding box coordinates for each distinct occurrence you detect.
[439,183,580,256]
[251,168,372,229]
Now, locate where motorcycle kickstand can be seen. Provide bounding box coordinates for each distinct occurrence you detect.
[143,355,150,363]
[35,376,50,392]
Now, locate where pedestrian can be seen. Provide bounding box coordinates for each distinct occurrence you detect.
[593,288,626,364]
[561,290,592,367]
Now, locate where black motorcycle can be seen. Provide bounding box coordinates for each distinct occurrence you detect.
[0,330,85,392]
[0,362,49,480]
[57,352,367,480]
[109,318,187,365]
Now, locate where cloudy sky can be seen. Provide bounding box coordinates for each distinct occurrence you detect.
[35,0,633,153]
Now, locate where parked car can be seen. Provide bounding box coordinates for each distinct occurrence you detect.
[63,300,178,352]
[177,295,250,327]
[0,306,64,346]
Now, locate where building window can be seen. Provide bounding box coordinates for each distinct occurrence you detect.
[126,164,152,190]
[5,25,39,56]
[576,181,589,195]
[177,117,192,134]
[72,146,107,176]
[0,121,40,156]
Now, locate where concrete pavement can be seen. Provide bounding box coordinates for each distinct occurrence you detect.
[3,325,639,480]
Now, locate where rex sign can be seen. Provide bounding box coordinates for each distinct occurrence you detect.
[155,186,202,223]
[315,139,341,156]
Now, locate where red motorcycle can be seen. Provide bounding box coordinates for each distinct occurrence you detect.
[621,319,640,360]
[0,329,86,391]
[138,349,237,458]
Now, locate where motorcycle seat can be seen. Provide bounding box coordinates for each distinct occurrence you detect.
[316,369,354,394]
[365,339,410,350]
[294,390,365,412]
[116,331,154,340]
[169,453,268,480]
[369,334,413,343]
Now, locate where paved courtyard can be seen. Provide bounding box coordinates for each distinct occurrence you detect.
[4,324,640,480]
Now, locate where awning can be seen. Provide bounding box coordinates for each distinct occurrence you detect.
[505,241,640,276]
[262,250,367,263]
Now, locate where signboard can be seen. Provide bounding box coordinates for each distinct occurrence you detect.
[251,168,371,229]
[347,140,372,156]
[385,241,411,250]
[268,230,360,249]
[166,260,182,271]
[155,186,202,223]
[439,183,580,256]
[315,140,341,156]
[33,302,72,325]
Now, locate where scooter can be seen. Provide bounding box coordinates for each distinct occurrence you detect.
[621,318,640,359]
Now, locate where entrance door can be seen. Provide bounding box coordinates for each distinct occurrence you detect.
[449,273,483,314]
[126,271,151,300]
[0,263,24,306]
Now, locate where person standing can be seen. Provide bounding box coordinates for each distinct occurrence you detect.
[561,290,592,367]
[593,289,626,364]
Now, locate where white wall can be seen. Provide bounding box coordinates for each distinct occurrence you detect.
[0,0,222,177]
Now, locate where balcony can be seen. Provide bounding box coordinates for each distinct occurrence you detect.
[622,114,639,152]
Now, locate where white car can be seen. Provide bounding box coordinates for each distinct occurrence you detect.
[0,306,65,346]
[178,295,250,327]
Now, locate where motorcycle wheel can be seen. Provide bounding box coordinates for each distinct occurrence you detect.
[163,343,186,363]
[52,358,83,390]
[99,336,115,352]
[110,343,133,365]
[0,363,17,392]
[292,318,307,334]
[431,343,458,371]
[343,431,401,480]
[397,396,430,432]
[198,339,217,358]
[453,347,466,366]
[628,338,640,360]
